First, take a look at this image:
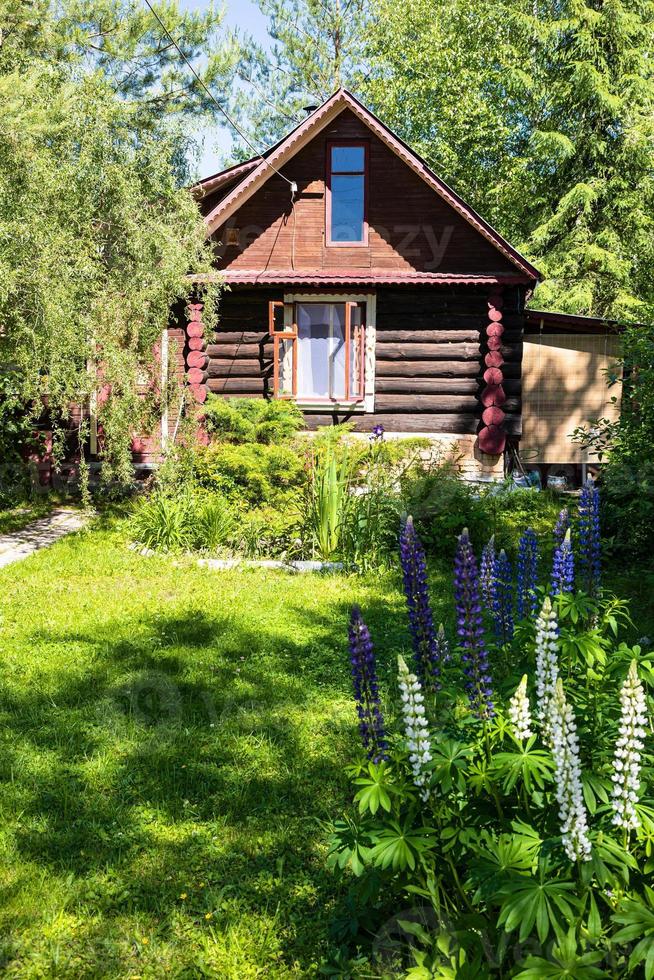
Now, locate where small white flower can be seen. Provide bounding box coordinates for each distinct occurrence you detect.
[535,596,559,745]
[611,661,648,832]
[398,655,433,801]
[509,675,533,740]
[548,679,592,862]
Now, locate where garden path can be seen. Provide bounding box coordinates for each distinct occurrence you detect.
[0,509,88,568]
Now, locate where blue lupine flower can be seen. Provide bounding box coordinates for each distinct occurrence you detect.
[579,480,601,597]
[480,535,496,611]
[491,548,514,643]
[399,516,442,693]
[551,528,575,596]
[553,508,570,551]
[348,607,388,762]
[517,527,539,619]
[454,528,494,719]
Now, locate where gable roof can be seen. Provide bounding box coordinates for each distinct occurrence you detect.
[193,158,259,199]
[200,88,541,283]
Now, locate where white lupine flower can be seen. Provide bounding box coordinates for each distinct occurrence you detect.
[509,675,533,740]
[548,679,592,862]
[611,661,648,831]
[398,655,433,801]
[535,596,559,745]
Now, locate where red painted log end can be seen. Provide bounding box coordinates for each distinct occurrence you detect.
[480,384,507,407]
[478,425,506,455]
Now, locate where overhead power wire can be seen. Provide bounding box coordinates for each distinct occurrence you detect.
[141,0,296,189]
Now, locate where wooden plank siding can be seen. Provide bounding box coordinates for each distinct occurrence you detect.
[208,109,521,278]
[203,285,525,437]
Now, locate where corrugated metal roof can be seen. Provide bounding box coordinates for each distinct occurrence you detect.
[205,270,531,287]
[525,309,634,332]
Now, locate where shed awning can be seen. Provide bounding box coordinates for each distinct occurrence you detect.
[525,309,628,334]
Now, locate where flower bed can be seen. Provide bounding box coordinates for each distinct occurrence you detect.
[328,482,654,977]
[129,397,567,571]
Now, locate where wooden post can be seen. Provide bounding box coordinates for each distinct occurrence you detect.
[160,327,169,449]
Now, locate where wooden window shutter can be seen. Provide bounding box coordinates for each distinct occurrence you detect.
[270,300,297,399]
[345,302,365,402]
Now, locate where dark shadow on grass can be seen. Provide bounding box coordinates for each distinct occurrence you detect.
[0,600,372,973]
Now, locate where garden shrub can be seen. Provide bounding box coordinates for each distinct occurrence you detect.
[131,489,235,553]
[193,441,304,507]
[131,490,194,552]
[401,459,486,557]
[298,431,425,567]
[139,420,569,570]
[149,442,197,498]
[229,504,302,559]
[201,396,304,444]
[191,492,234,552]
[600,459,654,563]
[478,485,565,556]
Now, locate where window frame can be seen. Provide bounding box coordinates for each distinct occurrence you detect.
[270,295,374,409]
[270,299,297,399]
[325,139,369,248]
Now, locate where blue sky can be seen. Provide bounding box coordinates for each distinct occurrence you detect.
[179,0,272,177]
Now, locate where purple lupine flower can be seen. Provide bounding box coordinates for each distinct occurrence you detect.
[480,535,496,611]
[551,528,575,596]
[517,528,539,620]
[348,606,388,762]
[454,528,495,719]
[491,548,514,644]
[553,508,570,551]
[399,516,442,693]
[579,480,601,597]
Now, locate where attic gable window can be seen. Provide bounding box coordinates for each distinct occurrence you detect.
[327,142,368,245]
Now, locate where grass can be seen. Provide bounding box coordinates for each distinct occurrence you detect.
[0,499,53,535]
[0,512,652,978]
[0,517,443,978]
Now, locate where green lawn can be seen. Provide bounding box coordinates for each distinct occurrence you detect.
[0,518,652,978]
[0,518,444,978]
[0,499,53,535]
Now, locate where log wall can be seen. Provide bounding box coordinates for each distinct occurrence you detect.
[201,285,526,442]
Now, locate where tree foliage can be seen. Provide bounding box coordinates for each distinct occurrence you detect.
[363,0,654,322]
[228,0,370,155]
[0,0,234,487]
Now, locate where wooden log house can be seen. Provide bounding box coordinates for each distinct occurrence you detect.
[150,89,620,483]
[172,88,541,479]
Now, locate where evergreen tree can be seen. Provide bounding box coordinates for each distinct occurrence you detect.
[520,0,654,320]
[362,0,654,321]
[228,0,370,155]
[362,0,533,234]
